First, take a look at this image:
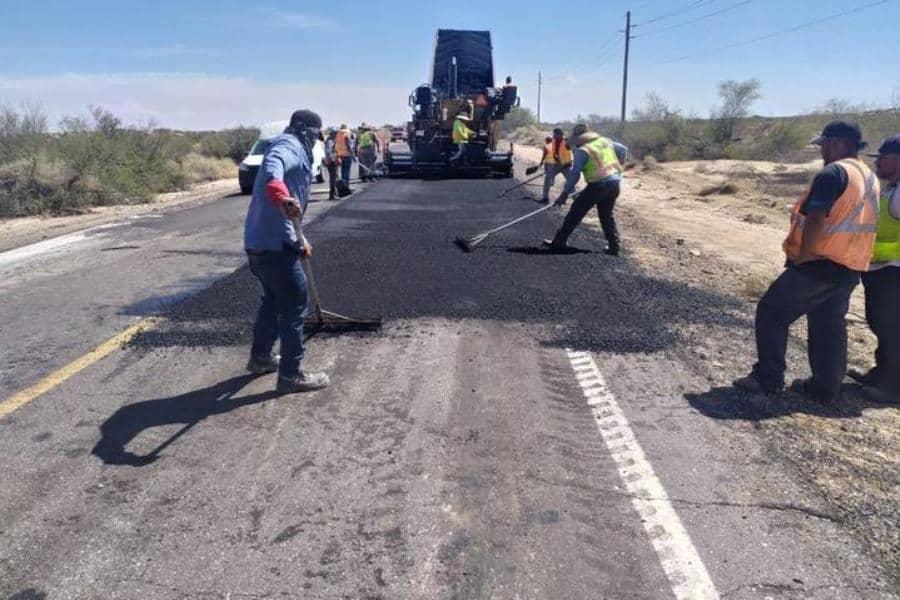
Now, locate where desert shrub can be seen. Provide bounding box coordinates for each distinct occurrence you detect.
[197,126,259,163]
[500,106,538,133]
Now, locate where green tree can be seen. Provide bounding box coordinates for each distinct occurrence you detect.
[711,79,762,143]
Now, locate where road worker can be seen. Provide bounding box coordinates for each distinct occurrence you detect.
[735,121,879,403]
[243,109,330,394]
[543,123,627,255]
[323,128,339,200]
[357,123,380,182]
[539,128,573,205]
[849,134,900,403]
[450,112,476,165]
[335,123,354,185]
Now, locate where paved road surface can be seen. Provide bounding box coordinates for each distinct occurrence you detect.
[1,173,897,599]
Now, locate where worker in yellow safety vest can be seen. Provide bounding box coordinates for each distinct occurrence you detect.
[538,128,574,204]
[848,134,900,402]
[735,121,879,403]
[543,123,627,255]
[356,123,380,182]
[335,124,354,184]
[450,113,476,165]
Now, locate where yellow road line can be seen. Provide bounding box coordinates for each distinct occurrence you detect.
[0,316,164,420]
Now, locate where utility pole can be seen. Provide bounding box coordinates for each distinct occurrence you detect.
[620,10,631,124]
[537,70,542,123]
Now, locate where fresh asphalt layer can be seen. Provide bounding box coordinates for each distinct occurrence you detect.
[1,171,898,599]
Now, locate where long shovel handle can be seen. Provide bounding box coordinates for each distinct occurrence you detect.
[290,216,324,325]
[478,203,556,238]
[498,172,544,197]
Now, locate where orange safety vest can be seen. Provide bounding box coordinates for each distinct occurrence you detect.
[335,129,352,158]
[783,158,880,272]
[545,140,573,166]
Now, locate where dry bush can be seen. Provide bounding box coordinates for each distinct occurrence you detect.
[179,153,234,184]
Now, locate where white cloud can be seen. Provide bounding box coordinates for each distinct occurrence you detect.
[0,73,411,130]
[268,11,336,29]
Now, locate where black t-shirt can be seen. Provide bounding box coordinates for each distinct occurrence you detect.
[800,163,849,216]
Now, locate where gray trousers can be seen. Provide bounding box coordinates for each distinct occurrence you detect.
[862,266,900,393]
[543,163,571,200]
[753,260,860,397]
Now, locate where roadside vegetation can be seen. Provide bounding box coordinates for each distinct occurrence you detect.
[508,79,900,164]
[0,104,257,218]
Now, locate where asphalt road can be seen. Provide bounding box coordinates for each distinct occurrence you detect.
[1,171,897,599]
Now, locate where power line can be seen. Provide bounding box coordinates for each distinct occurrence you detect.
[634,0,753,38]
[653,0,889,64]
[633,0,718,27]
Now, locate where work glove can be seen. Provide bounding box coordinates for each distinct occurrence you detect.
[553,196,567,207]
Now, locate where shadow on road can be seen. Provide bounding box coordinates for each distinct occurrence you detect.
[506,245,594,255]
[91,373,278,466]
[683,384,895,421]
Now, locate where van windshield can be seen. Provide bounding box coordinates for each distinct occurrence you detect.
[249,140,270,155]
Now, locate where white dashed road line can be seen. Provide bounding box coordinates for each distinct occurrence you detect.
[566,349,720,600]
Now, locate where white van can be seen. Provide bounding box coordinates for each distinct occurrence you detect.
[238,121,325,195]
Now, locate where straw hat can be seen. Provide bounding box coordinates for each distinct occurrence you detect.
[569,123,600,147]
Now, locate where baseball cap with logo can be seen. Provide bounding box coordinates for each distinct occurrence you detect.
[809,120,867,149]
[866,134,900,157]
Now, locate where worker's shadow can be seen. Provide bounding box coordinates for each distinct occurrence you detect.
[685,384,877,421]
[91,373,279,467]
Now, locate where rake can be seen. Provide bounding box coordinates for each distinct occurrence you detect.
[291,216,382,333]
[454,203,557,252]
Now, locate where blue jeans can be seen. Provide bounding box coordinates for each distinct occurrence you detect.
[247,249,308,378]
[340,157,353,183]
[753,260,859,396]
[542,163,571,201]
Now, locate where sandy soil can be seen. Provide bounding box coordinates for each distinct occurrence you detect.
[0,179,240,253]
[514,144,899,574]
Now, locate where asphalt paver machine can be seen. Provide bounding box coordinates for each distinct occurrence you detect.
[386,29,518,178]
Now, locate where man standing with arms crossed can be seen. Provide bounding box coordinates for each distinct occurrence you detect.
[850,135,900,402]
[244,109,329,394]
[735,121,879,403]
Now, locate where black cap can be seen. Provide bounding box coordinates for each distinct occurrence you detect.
[288,109,322,130]
[810,120,866,148]
[867,134,900,157]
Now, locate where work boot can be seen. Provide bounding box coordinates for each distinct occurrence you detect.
[861,384,899,405]
[539,198,550,205]
[848,367,879,386]
[789,378,840,404]
[246,354,279,375]
[733,372,780,395]
[276,371,330,394]
[542,238,569,251]
[604,247,620,257]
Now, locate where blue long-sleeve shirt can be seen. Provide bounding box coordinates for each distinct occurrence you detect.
[558,141,628,201]
[244,134,311,251]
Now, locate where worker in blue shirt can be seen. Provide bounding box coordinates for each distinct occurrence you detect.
[244,109,329,394]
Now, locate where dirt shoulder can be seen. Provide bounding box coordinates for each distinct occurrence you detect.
[0,179,239,253]
[513,144,899,579]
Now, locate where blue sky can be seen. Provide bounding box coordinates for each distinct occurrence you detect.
[1,0,896,129]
